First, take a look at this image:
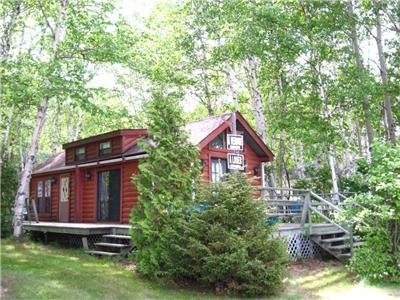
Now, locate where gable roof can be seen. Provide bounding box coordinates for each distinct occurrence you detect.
[185,112,232,145]
[33,111,274,175]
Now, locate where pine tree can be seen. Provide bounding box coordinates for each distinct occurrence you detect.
[168,172,289,296]
[130,90,201,277]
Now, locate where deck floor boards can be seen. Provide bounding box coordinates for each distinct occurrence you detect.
[23,221,337,237]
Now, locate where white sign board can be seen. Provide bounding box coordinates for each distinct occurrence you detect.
[227,134,243,151]
[227,153,245,170]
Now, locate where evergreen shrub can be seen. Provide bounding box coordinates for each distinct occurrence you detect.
[168,172,289,296]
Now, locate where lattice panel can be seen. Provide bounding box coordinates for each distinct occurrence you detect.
[283,233,322,260]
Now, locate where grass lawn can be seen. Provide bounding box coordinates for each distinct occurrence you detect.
[1,239,399,300]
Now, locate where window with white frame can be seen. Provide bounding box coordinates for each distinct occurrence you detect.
[211,158,229,182]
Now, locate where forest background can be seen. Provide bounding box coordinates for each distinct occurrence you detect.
[1,0,399,235]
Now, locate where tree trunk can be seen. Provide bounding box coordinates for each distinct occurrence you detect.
[13,0,69,237]
[74,110,84,141]
[0,0,22,59]
[316,66,340,201]
[13,98,49,236]
[327,145,340,202]
[298,142,306,179]
[245,56,267,142]
[0,103,15,169]
[347,0,374,150]
[374,0,396,143]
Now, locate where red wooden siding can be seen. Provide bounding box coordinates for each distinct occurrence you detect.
[121,160,139,223]
[81,166,96,222]
[30,172,74,222]
[200,130,263,186]
[65,136,122,165]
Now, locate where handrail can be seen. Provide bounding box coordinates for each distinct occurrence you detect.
[308,206,350,235]
[309,191,343,212]
[260,187,310,193]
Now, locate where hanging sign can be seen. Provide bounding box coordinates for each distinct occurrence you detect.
[227,153,245,170]
[227,134,243,151]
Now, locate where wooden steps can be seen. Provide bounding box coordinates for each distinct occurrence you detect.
[86,233,134,257]
[94,242,130,248]
[86,250,120,256]
[311,230,363,261]
[102,234,132,240]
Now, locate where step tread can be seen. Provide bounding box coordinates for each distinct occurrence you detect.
[338,253,352,258]
[94,242,130,248]
[86,250,120,256]
[329,241,364,250]
[320,236,350,243]
[102,234,131,240]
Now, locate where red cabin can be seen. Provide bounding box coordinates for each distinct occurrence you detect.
[29,112,274,224]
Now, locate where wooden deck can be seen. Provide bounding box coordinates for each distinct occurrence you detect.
[23,221,130,235]
[23,221,336,237]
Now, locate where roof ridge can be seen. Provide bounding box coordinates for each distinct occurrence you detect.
[186,112,233,125]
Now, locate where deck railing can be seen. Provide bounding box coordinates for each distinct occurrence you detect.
[260,187,354,254]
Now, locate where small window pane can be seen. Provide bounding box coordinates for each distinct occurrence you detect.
[75,147,85,160]
[211,158,228,182]
[44,180,51,213]
[37,181,42,213]
[99,141,111,155]
[211,133,226,149]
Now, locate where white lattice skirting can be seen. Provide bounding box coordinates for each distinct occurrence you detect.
[283,233,322,260]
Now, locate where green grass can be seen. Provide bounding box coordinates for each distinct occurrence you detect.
[1,239,399,300]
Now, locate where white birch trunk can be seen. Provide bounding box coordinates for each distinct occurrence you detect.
[347,0,374,149]
[13,98,49,236]
[316,67,340,202]
[327,145,340,202]
[13,0,69,236]
[0,103,15,168]
[374,0,396,142]
[73,110,84,141]
[245,56,267,142]
[298,142,306,179]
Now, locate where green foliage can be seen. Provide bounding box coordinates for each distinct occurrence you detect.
[130,90,201,277]
[0,160,19,238]
[167,173,289,296]
[294,164,332,193]
[350,233,400,282]
[339,142,400,282]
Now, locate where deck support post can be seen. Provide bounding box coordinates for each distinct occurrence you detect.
[82,237,89,250]
[300,192,310,228]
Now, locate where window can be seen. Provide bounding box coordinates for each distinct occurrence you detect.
[211,158,229,182]
[75,147,85,161]
[44,179,51,213]
[211,133,226,149]
[36,181,42,213]
[97,170,121,221]
[99,141,111,156]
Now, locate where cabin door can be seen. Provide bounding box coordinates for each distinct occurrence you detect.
[97,169,121,222]
[59,176,70,222]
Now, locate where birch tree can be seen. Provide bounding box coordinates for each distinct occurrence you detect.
[13,0,69,236]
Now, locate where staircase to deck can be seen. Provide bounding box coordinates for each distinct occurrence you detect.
[86,232,134,257]
[262,188,363,261]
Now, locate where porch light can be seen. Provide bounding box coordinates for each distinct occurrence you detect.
[85,171,92,180]
[50,176,57,184]
[253,165,260,176]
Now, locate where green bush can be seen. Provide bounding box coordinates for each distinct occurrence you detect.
[167,172,289,296]
[350,233,400,282]
[339,142,400,282]
[1,160,19,238]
